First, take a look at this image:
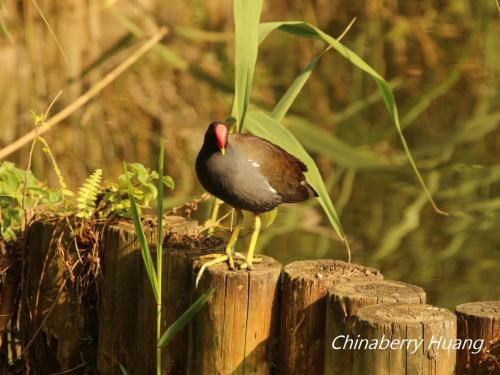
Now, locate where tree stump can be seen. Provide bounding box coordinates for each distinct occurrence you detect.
[325,279,426,375]
[278,260,383,374]
[456,301,500,375]
[97,216,198,374]
[350,303,456,375]
[188,255,282,375]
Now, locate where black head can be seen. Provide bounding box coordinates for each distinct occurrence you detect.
[203,121,228,155]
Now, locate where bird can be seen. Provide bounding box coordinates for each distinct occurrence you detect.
[195,121,317,283]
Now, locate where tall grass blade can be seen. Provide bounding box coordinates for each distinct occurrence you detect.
[287,116,394,170]
[245,111,350,259]
[233,0,263,131]
[271,53,323,122]
[372,172,440,261]
[125,163,159,302]
[76,33,135,81]
[158,288,215,348]
[270,18,356,122]
[110,9,188,70]
[31,0,68,63]
[156,139,165,273]
[0,21,13,43]
[156,139,165,375]
[118,363,129,375]
[258,21,447,215]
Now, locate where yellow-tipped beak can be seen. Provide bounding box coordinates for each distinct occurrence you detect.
[219,147,226,156]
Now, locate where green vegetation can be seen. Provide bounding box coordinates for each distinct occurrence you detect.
[0,162,61,240]
[0,160,173,241]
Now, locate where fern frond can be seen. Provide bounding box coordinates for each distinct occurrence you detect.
[76,169,102,219]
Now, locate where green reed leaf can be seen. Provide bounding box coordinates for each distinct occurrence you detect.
[259,21,447,215]
[233,0,263,131]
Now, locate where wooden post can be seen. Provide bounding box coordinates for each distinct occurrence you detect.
[97,220,154,374]
[349,303,456,375]
[189,255,282,375]
[163,231,224,373]
[325,280,426,375]
[21,219,94,374]
[455,301,500,375]
[278,260,383,374]
[97,216,198,374]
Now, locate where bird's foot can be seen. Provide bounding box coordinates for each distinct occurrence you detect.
[199,253,228,260]
[200,249,236,269]
[234,252,262,270]
[195,253,235,288]
[195,242,237,287]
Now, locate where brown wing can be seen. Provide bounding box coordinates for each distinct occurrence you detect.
[231,134,318,202]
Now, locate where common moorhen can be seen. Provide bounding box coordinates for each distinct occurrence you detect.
[195,121,317,279]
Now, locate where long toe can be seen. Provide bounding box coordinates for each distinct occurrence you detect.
[240,261,253,270]
[195,254,229,287]
[235,252,262,263]
[199,253,225,260]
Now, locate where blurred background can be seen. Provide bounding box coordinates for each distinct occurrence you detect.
[0,0,498,308]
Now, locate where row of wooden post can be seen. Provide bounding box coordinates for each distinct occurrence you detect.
[159,221,498,375]
[22,218,499,374]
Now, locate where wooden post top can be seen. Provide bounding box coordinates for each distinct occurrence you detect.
[328,279,426,304]
[357,303,456,325]
[456,301,500,318]
[283,259,382,283]
[195,254,281,277]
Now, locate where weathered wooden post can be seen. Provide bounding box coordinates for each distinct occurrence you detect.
[455,301,500,375]
[349,303,456,374]
[325,279,426,375]
[188,255,282,375]
[163,232,224,373]
[97,220,154,374]
[97,216,198,374]
[22,219,95,374]
[278,260,383,374]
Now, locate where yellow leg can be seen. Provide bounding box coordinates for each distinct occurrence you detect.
[224,211,242,269]
[240,214,261,270]
[195,209,242,287]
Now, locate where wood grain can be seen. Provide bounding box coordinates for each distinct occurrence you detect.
[325,279,426,375]
[351,303,456,375]
[189,255,282,375]
[278,259,383,374]
[456,301,500,375]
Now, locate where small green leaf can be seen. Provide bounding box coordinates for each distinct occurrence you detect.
[162,175,175,190]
